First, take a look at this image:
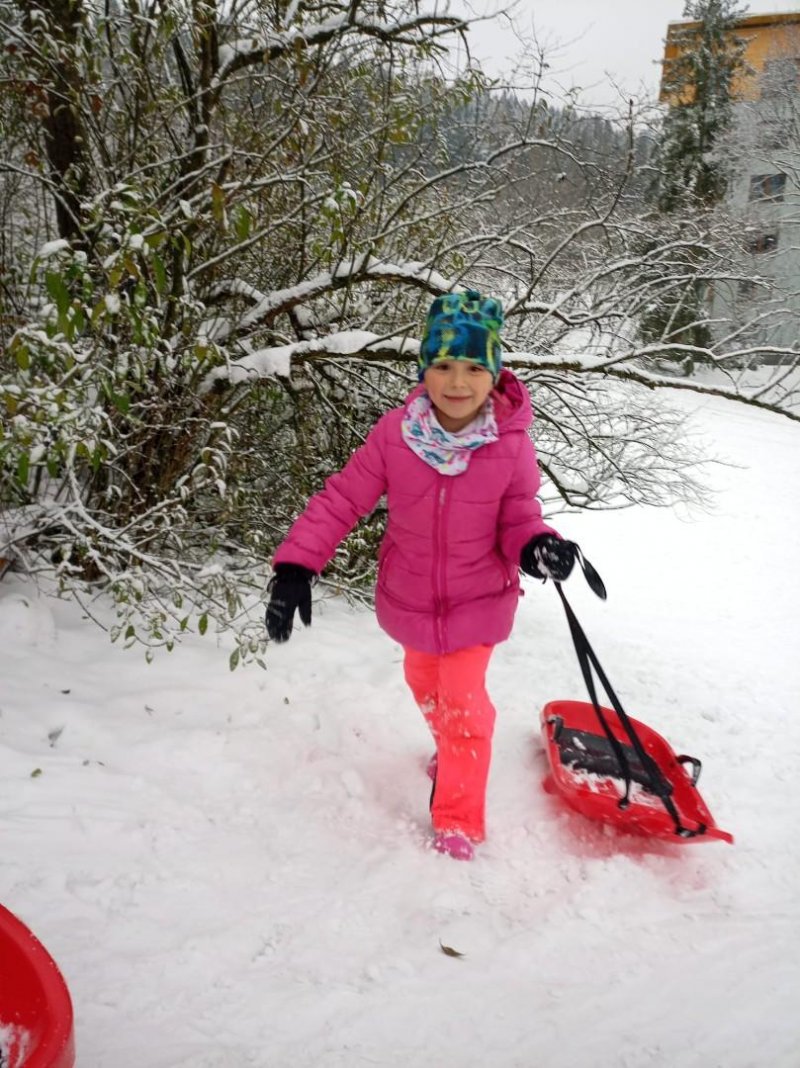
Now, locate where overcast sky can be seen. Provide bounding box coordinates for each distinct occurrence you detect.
[459,0,800,107]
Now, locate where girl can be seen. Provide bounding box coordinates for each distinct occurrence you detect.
[266,291,579,860]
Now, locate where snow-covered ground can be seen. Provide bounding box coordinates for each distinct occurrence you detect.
[2,392,799,1068]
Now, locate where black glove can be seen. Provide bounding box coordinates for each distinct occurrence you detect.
[265,563,315,642]
[520,534,576,583]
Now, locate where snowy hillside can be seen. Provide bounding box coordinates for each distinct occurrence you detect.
[2,392,799,1068]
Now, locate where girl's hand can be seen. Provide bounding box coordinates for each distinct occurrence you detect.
[520,535,576,583]
[265,563,315,642]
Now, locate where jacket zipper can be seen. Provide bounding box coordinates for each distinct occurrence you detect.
[434,478,449,652]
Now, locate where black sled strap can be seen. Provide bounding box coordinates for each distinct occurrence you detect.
[555,583,704,839]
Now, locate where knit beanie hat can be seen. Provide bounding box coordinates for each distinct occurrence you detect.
[418,290,504,381]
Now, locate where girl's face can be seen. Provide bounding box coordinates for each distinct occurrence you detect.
[423,360,494,432]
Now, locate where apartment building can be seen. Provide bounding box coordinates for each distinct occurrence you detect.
[661,12,800,354]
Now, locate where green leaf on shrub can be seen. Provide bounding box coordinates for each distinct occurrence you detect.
[17,452,29,486]
[229,648,240,671]
[198,613,208,635]
[235,205,252,241]
[45,271,70,317]
[152,253,167,295]
[211,181,227,230]
[14,343,30,371]
[112,392,130,414]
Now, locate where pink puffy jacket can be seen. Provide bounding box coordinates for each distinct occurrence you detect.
[273,369,557,654]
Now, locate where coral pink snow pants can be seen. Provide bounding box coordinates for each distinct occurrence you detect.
[403,644,497,842]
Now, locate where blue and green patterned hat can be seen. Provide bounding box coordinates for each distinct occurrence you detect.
[418,290,504,381]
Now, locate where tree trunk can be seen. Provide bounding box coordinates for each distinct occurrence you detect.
[20,0,89,242]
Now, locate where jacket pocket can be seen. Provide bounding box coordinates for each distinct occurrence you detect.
[378,538,396,569]
[377,541,399,594]
[492,552,514,589]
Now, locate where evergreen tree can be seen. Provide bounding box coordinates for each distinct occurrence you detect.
[656,0,749,212]
[641,0,749,369]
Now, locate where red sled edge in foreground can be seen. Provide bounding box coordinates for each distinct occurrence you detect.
[0,903,75,1068]
[540,699,734,845]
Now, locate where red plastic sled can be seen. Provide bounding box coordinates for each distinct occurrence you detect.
[0,903,75,1068]
[541,699,734,844]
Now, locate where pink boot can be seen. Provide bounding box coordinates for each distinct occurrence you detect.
[433,831,474,861]
[426,752,438,781]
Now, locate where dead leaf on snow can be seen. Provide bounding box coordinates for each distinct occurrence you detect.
[439,940,465,959]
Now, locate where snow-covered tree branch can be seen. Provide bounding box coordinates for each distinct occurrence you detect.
[1,0,798,662]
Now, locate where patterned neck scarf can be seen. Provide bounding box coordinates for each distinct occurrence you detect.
[401,392,499,475]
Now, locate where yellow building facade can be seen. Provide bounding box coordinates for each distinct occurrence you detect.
[660,11,800,355]
[661,11,800,103]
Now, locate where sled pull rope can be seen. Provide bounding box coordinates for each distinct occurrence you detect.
[555,583,706,839]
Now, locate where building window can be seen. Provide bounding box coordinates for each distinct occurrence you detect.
[748,173,787,202]
[746,231,779,254]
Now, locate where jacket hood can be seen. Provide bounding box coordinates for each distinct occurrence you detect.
[405,368,532,435]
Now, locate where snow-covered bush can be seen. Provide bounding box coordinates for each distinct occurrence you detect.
[1,0,797,665]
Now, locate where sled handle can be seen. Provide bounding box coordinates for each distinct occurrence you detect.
[547,715,564,742]
[676,754,702,787]
[554,583,702,836]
